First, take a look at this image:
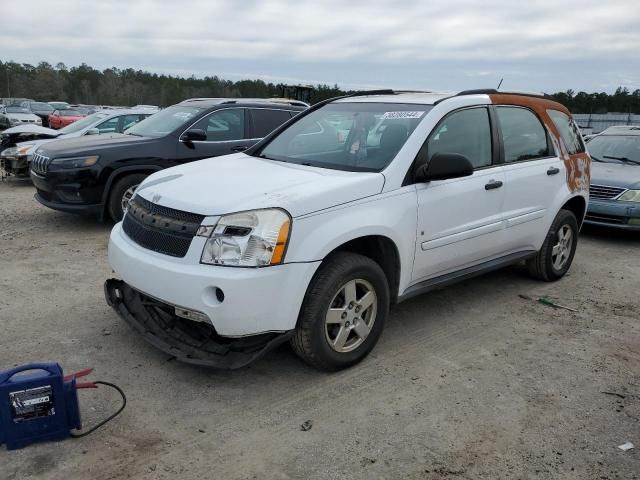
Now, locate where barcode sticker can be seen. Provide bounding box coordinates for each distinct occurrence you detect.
[381,111,425,119]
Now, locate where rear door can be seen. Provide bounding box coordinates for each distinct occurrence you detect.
[175,107,254,163]
[496,106,563,252]
[412,106,506,281]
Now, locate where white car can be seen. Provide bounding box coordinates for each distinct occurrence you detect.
[0,105,42,129]
[105,90,591,371]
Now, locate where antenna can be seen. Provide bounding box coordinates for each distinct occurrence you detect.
[497,78,504,90]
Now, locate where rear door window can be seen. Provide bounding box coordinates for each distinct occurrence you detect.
[547,109,585,154]
[496,107,550,162]
[250,109,292,137]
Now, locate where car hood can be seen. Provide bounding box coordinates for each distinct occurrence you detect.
[37,133,155,157]
[135,153,386,218]
[7,113,40,121]
[591,162,640,189]
[1,124,59,136]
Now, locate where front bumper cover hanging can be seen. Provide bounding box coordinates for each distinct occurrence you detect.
[104,279,292,369]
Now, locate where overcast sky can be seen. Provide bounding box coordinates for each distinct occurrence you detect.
[2,0,639,93]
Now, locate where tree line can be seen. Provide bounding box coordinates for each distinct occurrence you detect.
[1,60,639,113]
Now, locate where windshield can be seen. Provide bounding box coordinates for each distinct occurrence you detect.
[124,105,203,138]
[588,135,640,165]
[257,103,432,172]
[49,102,68,109]
[58,109,82,117]
[59,112,109,134]
[30,102,54,112]
[5,106,29,113]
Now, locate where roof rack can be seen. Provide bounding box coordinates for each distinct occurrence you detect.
[220,98,309,107]
[455,89,554,100]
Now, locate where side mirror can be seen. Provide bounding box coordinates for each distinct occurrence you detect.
[414,152,474,182]
[180,129,207,143]
[86,128,100,135]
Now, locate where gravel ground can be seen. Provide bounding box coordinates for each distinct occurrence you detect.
[0,179,638,479]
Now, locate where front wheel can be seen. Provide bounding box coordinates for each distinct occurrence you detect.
[107,173,148,222]
[526,209,579,281]
[291,252,389,371]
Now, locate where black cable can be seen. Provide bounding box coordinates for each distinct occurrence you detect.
[70,381,127,439]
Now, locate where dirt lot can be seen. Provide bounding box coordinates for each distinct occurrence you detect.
[0,179,638,479]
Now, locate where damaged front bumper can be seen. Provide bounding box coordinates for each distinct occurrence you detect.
[104,279,293,369]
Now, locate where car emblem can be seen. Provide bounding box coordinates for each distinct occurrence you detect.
[152,193,162,203]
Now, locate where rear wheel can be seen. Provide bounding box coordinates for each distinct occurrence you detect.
[107,173,148,222]
[526,209,578,281]
[291,252,389,371]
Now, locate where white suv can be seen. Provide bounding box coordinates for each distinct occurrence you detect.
[105,90,591,371]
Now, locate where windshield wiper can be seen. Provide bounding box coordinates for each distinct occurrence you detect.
[590,155,605,162]
[603,155,640,166]
[125,132,143,137]
[258,154,284,162]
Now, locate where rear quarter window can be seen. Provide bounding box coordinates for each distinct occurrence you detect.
[547,109,585,154]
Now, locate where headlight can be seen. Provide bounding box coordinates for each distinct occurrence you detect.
[1,144,34,158]
[200,208,291,267]
[9,118,21,124]
[619,189,640,203]
[50,155,99,169]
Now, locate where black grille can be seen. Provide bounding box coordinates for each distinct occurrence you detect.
[589,184,626,200]
[122,196,205,258]
[133,195,206,224]
[31,153,51,175]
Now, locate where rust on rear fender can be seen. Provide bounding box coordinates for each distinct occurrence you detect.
[489,94,590,193]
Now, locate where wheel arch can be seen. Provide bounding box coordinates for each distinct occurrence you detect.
[322,234,402,304]
[561,194,587,229]
[100,165,163,220]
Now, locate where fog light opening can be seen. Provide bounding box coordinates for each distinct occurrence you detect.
[215,287,225,303]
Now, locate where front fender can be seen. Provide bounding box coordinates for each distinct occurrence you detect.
[285,188,418,293]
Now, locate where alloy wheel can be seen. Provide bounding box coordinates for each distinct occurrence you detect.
[551,224,573,270]
[121,184,139,213]
[324,278,377,353]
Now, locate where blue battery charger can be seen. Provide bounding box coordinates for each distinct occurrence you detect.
[0,363,82,450]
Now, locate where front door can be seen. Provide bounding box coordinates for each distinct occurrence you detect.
[412,106,506,282]
[176,107,254,163]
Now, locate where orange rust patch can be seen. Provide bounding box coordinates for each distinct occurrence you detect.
[489,94,591,193]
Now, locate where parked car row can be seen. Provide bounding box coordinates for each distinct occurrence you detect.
[2,90,637,372]
[1,108,156,177]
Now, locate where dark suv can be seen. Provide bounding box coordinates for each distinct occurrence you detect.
[30,99,306,221]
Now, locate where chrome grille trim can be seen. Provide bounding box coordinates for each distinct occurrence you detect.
[31,153,52,175]
[589,184,627,200]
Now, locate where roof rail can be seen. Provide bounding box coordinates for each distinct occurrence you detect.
[220,98,310,107]
[456,89,554,100]
[433,89,556,105]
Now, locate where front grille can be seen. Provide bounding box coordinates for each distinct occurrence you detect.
[589,184,626,200]
[31,153,51,175]
[122,196,205,258]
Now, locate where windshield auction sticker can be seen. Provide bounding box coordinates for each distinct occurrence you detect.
[381,111,425,119]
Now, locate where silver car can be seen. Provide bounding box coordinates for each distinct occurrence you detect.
[0,105,42,130]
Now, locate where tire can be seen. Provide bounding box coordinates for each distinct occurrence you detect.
[107,173,148,222]
[291,252,390,371]
[526,209,579,281]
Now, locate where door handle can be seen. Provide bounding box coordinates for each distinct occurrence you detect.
[485,180,503,190]
[547,167,560,176]
[231,145,248,152]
